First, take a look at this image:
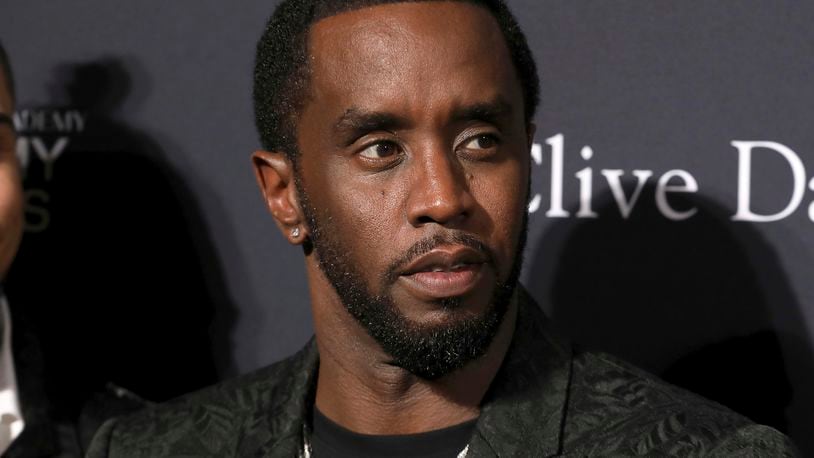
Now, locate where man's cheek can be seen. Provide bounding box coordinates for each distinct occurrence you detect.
[476,191,525,270]
[344,184,397,224]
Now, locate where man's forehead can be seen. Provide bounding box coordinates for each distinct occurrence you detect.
[308,2,505,68]
[304,2,516,113]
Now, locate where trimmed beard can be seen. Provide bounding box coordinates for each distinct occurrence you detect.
[297,176,528,380]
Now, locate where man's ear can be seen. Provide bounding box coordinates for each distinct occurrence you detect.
[252,150,306,245]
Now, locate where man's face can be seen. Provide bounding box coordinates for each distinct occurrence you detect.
[295,2,531,377]
[0,69,23,279]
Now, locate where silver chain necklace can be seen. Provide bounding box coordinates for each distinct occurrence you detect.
[300,424,469,458]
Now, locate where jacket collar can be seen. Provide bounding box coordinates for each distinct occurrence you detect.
[248,339,319,457]
[470,288,572,457]
[256,287,572,457]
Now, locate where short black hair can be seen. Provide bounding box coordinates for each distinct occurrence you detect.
[253,0,540,162]
[0,42,15,105]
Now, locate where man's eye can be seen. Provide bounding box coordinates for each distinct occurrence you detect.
[463,134,498,150]
[359,141,399,159]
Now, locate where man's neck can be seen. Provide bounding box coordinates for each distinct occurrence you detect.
[311,289,518,436]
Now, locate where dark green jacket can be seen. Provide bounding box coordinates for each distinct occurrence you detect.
[87,292,797,457]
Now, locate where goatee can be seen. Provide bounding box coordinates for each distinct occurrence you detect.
[299,178,527,379]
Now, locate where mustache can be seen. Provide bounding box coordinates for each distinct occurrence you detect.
[383,231,495,284]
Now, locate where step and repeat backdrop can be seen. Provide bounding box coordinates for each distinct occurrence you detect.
[3,1,813,453]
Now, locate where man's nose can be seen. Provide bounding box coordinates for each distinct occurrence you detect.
[406,148,474,227]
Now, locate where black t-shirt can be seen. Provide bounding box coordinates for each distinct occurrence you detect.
[310,408,476,458]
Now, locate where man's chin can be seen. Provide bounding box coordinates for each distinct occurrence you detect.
[381,316,508,380]
[367,291,512,380]
[389,298,490,330]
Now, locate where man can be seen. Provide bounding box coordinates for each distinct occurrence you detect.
[89,0,797,456]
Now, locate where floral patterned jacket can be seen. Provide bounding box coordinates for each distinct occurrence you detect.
[87,290,798,457]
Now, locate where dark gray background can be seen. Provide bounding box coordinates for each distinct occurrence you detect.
[3,1,812,454]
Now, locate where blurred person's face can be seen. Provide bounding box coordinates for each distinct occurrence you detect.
[0,69,23,279]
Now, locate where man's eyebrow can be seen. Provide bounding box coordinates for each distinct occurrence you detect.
[333,108,408,138]
[450,99,514,125]
[332,99,514,141]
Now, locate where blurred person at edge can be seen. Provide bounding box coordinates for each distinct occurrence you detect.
[0,42,145,458]
[0,40,27,457]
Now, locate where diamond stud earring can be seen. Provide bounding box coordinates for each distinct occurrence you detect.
[291,227,301,238]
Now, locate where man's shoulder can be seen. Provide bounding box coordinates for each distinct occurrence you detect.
[86,343,316,457]
[563,350,797,456]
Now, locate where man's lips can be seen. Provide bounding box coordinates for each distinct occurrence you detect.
[398,246,488,275]
[397,246,490,299]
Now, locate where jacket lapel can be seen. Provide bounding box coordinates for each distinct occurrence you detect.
[469,289,573,457]
[239,338,319,457]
